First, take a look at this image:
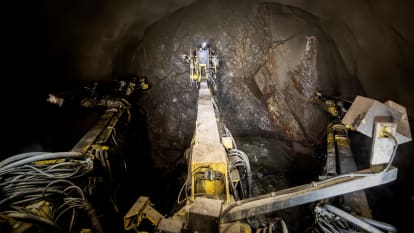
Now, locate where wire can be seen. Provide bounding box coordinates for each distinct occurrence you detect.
[69,208,76,232]
[0,151,91,232]
[229,149,252,197]
[23,165,82,179]
[382,134,398,172]
[177,178,189,204]
[0,152,82,172]
[0,152,45,167]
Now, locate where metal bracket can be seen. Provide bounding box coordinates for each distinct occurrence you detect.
[124,196,164,230]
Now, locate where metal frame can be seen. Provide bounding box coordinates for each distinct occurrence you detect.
[220,167,397,223]
[71,106,127,153]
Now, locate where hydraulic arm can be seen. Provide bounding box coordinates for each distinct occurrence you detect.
[124,43,411,233]
[0,77,150,233]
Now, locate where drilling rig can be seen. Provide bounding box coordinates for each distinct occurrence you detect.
[123,43,411,233]
[0,77,150,233]
[0,42,411,233]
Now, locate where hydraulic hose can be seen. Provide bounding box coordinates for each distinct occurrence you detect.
[0,152,82,173]
[229,149,252,197]
[85,202,105,233]
[280,218,288,233]
[323,204,383,233]
[0,152,45,167]
[358,216,397,232]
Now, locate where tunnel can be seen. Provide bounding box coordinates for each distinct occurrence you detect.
[2,0,414,232]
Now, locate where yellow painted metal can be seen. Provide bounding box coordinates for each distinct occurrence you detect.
[220,221,252,233]
[6,201,54,233]
[335,136,350,147]
[92,145,110,151]
[190,144,231,203]
[26,201,52,219]
[139,77,150,90]
[124,196,164,231]
[189,54,210,83]
[32,159,65,166]
[198,64,207,79]
[222,137,233,150]
[195,174,225,196]
[330,123,351,147]
[79,229,92,233]
[327,132,335,143]
[326,100,338,117]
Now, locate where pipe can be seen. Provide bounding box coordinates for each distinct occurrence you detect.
[358,217,397,232]
[323,205,383,233]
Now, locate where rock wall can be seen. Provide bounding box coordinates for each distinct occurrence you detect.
[127,1,367,168]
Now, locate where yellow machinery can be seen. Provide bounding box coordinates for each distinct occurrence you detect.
[1,42,409,233]
[185,43,230,205]
[123,44,408,233]
[188,82,230,203]
[124,44,253,233]
[0,77,150,233]
[184,42,219,87]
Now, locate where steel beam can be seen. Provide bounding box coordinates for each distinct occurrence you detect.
[221,167,397,223]
[71,107,126,153]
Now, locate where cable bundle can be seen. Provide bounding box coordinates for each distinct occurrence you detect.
[223,125,253,199]
[0,151,103,232]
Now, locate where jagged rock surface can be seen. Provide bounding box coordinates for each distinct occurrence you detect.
[128,1,363,169]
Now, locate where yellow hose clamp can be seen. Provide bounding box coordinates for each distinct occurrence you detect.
[92,145,110,151]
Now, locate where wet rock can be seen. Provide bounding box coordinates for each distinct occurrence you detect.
[125,1,364,170]
[252,3,364,144]
[129,1,276,170]
[254,36,325,143]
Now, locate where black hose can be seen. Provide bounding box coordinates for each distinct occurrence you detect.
[85,202,105,233]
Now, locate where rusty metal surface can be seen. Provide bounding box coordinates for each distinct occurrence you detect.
[124,196,150,220]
